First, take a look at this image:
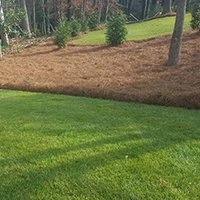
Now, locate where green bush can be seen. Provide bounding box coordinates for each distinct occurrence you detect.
[70,19,81,37]
[4,7,25,37]
[191,4,200,31]
[53,18,70,48]
[80,20,88,32]
[88,14,99,30]
[106,14,127,46]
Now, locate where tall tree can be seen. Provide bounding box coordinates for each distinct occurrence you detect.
[105,0,110,21]
[20,0,31,37]
[32,0,36,32]
[167,0,187,66]
[0,0,9,46]
[81,0,86,20]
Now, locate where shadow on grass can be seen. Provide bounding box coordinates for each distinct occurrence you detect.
[0,91,199,199]
[0,131,198,199]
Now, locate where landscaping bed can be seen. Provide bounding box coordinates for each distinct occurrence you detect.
[0,32,199,109]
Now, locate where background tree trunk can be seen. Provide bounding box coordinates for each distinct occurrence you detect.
[20,0,31,37]
[67,0,72,20]
[41,0,46,34]
[0,0,9,46]
[167,0,187,66]
[105,0,109,22]
[81,0,86,21]
[32,0,36,32]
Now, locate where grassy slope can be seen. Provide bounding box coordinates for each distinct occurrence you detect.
[0,89,200,200]
[73,14,191,45]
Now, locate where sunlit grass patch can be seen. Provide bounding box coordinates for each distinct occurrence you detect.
[73,14,191,45]
[0,89,199,199]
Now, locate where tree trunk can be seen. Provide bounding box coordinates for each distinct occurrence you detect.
[98,0,102,23]
[41,0,46,34]
[20,0,31,37]
[163,0,172,14]
[167,0,187,66]
[82,0,86,21]
[67,0,72,20]
[32,0,36,32]
[105,0,109,22]
[0,0,9,46]
[143,0,151,19]
[93,0,97,7]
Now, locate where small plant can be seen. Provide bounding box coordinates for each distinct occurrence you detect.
[70,19,81,37]
[4,7,25,37]
[88,13,99,30]
[191,4,200,31]
[106,14,127,46]
[53,18,70,48]
[80,20,88,32]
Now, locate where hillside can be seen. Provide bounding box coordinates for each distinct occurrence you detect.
[0,31,199,108]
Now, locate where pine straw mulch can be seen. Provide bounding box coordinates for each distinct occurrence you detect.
[0,31,200,109]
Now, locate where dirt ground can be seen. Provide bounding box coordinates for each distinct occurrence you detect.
[0,32,200,109]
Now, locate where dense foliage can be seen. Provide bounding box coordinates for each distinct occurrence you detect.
[70,19,81,37]
[79,19,88,32]
[191,4,200,31]
[88,14,100,30]
[106,14,127,45]
[53,18,70,48]
[3,8,24,37]
[0,0,199,50]
[1,0,193,38]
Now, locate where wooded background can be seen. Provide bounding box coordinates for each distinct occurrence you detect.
[0,0,197,36]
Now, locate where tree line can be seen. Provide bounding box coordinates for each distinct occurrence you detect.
[0,1,197,44]
[0,0,200,65]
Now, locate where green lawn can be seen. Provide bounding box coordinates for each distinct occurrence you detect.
[0,89,200,200]
[73,14,191,45]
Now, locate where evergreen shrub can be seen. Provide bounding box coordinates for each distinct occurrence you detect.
[70,19,81,37]
[106,14,127,45]
[88,14,99,30]
[191,4,200,31]
[80,20,88,32]
[53,18,70,48]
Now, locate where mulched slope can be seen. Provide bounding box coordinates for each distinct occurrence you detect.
[0,32,199,108]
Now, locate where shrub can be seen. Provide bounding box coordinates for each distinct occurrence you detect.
[106,14,127,46]
[4,7,25,37]
[191,4,200,31]
[70,19,81,37]
[80,20,88,32]
[88,14,99,30]
[8,29,21,38]
[53,18,70,48]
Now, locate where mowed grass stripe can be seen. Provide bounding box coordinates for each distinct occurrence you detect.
[0,89,199,200]
[73,14,191,45]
